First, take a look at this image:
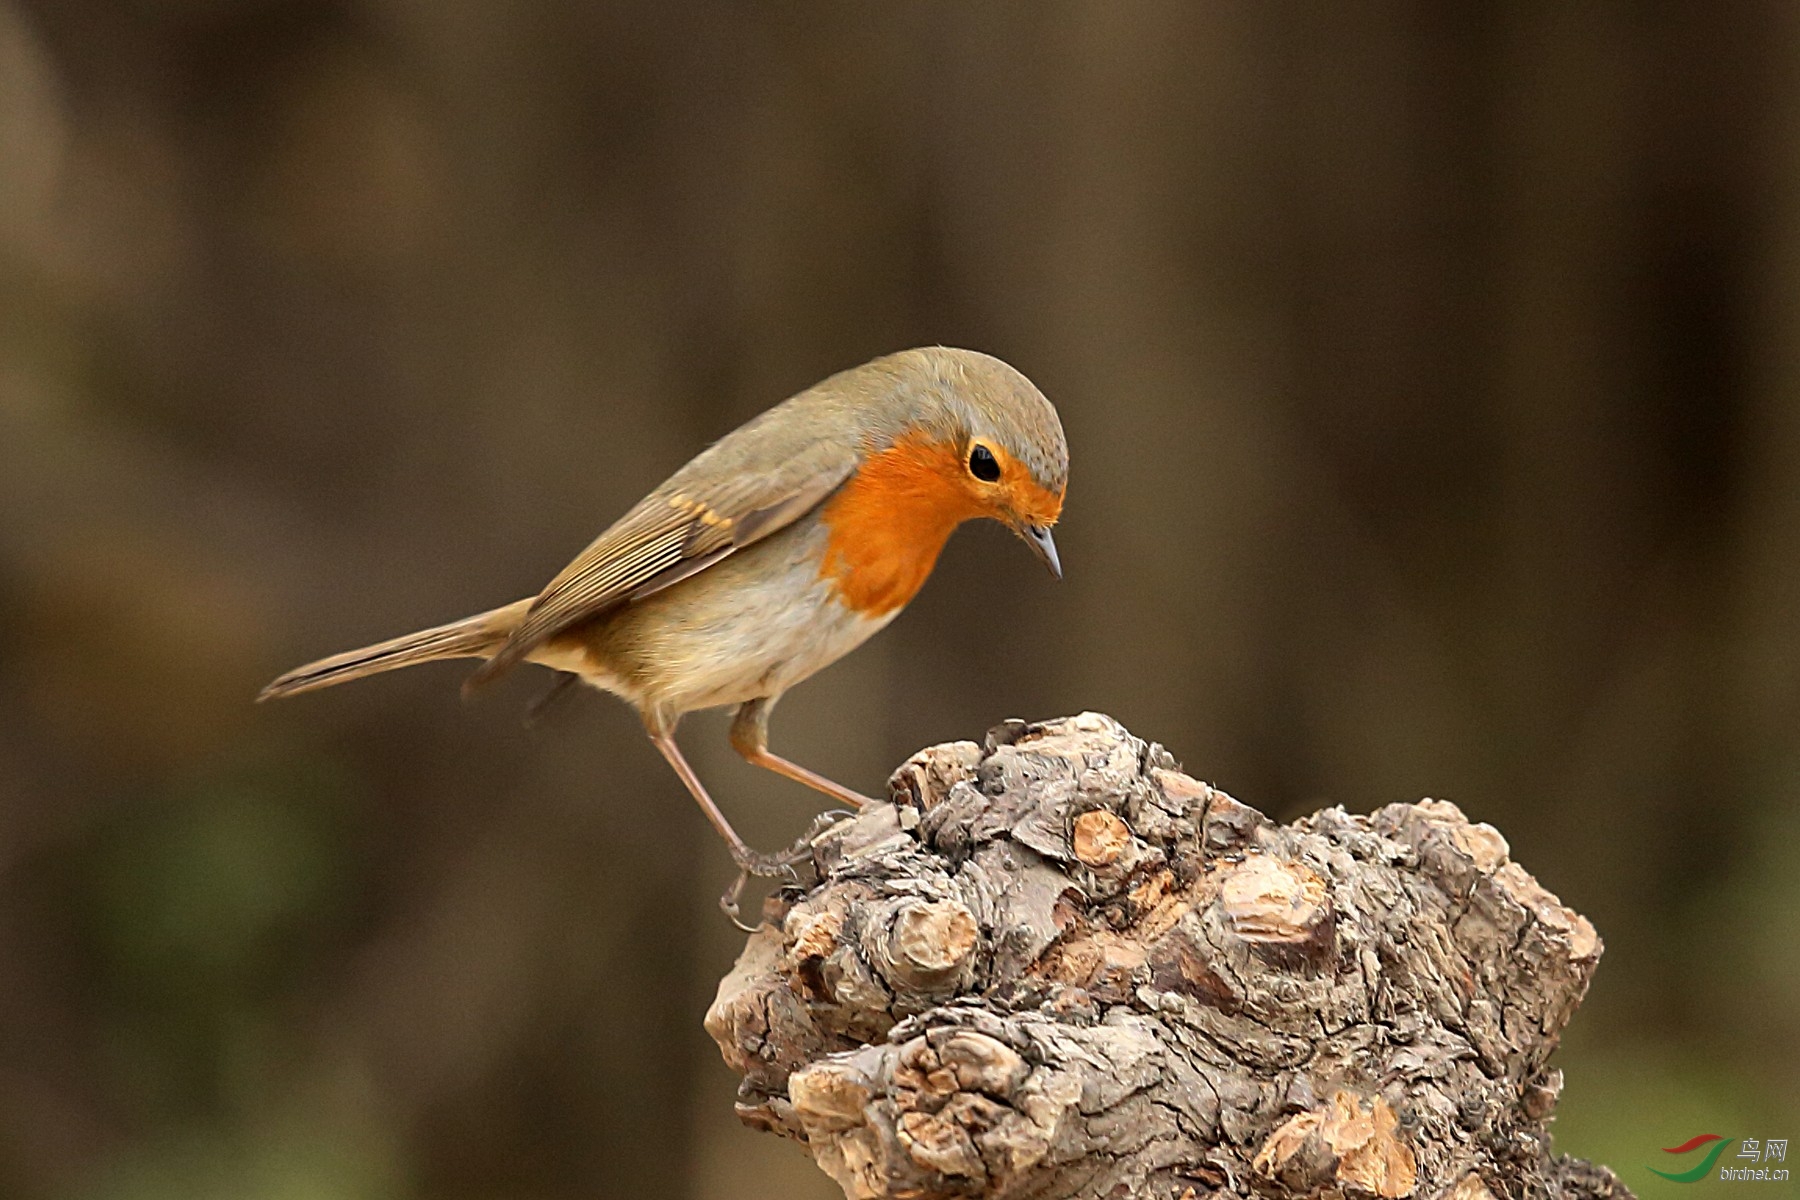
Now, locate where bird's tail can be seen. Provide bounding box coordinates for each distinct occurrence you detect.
[258,598,532,701]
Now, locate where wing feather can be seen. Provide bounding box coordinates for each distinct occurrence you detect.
[465,428,860,691]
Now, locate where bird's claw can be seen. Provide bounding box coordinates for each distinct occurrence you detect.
[717,809,866,928]
[800,807,857,838]
[719,838,815,930]
[719,877,760,933]
[736,846,810,880]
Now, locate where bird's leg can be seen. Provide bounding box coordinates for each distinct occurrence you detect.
[730,697,879,810]
[523,672,581,726]
[644,716,806,924]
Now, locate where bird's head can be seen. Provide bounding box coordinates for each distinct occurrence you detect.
[879,347,1068,577]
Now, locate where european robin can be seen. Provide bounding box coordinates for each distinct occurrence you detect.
[260,346,1068,917]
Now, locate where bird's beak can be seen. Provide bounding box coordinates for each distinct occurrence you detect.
[1019,523,1061,579]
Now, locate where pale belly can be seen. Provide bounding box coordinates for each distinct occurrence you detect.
[534,518,898,720]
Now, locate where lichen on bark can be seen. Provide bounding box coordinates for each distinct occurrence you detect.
[705,713,1631,1200]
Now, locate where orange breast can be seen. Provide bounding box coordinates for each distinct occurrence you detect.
[818,436,985,616]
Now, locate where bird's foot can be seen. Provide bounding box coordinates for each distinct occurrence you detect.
[719,878,762,933]
[799,807,858,838]
[719,843,808,930]
[717,812,859,929]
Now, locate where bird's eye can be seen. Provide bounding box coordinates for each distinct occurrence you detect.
[969,444,1001,482]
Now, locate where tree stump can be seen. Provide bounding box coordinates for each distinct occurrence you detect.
[705,713,1632,1200]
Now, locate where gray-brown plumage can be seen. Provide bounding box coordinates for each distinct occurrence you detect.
[261,347,1069,918]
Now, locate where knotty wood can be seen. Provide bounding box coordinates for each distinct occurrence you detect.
[707,714,1631,1200]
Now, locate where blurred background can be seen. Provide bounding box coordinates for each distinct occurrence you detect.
[2,3,1797,1198]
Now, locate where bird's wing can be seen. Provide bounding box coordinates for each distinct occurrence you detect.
[465,433,859,690]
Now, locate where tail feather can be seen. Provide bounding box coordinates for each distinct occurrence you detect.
[258,599,531,701]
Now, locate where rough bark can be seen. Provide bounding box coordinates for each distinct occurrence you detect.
[706,714,1632,1200]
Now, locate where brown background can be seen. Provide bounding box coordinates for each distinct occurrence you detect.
[2,4,1797,1199]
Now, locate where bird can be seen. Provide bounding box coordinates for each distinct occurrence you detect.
[259,346,1068,918]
